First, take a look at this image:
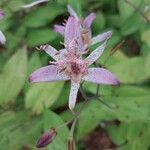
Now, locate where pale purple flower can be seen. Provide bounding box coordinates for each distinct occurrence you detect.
[21,0,49,8]
[29,17,119,110]
[0,10,6,44]
[54,5,112,47]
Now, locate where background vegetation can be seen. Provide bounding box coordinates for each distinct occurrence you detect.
[0,0,150,149]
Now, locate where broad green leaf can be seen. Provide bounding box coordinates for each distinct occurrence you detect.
[43,110,69,150]
[120,13,144,35]
[27,28,57,47]
[92,12,106,34]
[107,123,128,145]
[111,85,150,97]
[23,52,42,93]
[118,0,142,22]
[61,100,116,140]
[24,5,64,28]
[51,82,70,110]
[75,101,115,139]
[0,49,27,105]
[108,95,150,122]
[106,15,121,28]
[107,122,150,150]
[27,53,42,77]
[105,50,128,66]
[0,111,42,150]
[141,30,150,47]
[61,85,150,140]
[7,0,25,12]
[25,82,64,114]
[108,56,149,83]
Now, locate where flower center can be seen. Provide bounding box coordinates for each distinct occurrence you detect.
[68,59,87,76]
[58,54,88,82]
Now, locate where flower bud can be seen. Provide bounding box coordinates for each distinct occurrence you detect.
[36,128,57,148]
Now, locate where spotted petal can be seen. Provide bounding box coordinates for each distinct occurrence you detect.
[69,81,80,110]
[0,30,6,44]
[21,0,49,8]
[85,40,107,65]
[65,16,82,53]
[67,5,79,21]
[83,13,96,29]
[29,65,69,83]
[91,31,112,45]
[83,68,119,85]
[54,24,65,36]
[38,44,67,61]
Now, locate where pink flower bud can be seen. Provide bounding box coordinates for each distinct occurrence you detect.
[36,128,57,148]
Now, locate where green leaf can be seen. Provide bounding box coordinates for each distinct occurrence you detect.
[0,111,42,150]
[43,110,69,150]
[108,56,150,83]
[23,52,42,93]
[141,30,150,47]
[75,101,115,139]
[107,123,128,145]
[118,0,142,22]
[27,28,57,47]
[24,5,64,28]
[51,82,70,110]
[105,50,128,66]
[25,82,64,114]
[61,85,150,140]
[7,0,25,12]
[107,122,150,150]
[120,13,144,35]
[0,49,27,105]
[93,12,106,34]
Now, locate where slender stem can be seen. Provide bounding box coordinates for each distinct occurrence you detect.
[69,119,77,138]
[97,97,116,110]
[96,85,100,97]
[124,0,150,24]
[80,84,114,110]
[67,119,77,150]
[56,119,73,130]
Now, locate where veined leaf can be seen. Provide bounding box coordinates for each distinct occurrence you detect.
[25,82,64,114]
[108,55,150,84]
[24,5,64,28]
[0,48,27,105]
[27,28,57,47]
[43,110,69,150]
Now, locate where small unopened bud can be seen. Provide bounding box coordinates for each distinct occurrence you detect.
[36,128,57,148]
[68,136,74,150]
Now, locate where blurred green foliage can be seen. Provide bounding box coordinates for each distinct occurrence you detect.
[0,0,150,149]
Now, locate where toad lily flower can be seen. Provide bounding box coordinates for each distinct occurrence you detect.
[0,10,6,44]
[54,5,112,47]
[29,17,119,110]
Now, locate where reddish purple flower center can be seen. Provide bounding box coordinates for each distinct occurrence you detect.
[58,53,88,82]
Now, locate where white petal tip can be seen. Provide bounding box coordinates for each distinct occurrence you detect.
[21,0,49,8]
[0,31,6,45]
